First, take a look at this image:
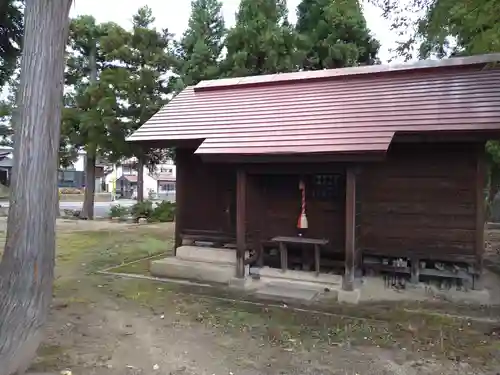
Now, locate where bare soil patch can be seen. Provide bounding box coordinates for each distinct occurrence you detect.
[12,223,499,374]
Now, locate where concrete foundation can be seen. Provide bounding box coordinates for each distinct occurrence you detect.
[176,245,248,265]
[150,246,250,285]
[253,266,342,288]
[150,258,238,284]
[149,246,494,306]
[337,289,361,304]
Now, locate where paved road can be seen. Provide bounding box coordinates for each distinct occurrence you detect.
[0,199,137,218]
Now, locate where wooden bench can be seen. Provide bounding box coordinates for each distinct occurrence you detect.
[271,236,329,275]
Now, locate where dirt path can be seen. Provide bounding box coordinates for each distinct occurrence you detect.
[43,287,492,375]
[27,223,500,374]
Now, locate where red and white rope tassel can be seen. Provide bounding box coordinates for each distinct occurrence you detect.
[297,179,308,229]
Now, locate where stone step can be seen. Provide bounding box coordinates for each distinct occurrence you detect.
[251,266,342,288]
[254,283,323,303]
[151,257,244,284]
[176,245,248,265]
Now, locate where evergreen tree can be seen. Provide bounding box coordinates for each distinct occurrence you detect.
[65,16,129,218]
[224,0,300,76]
[0,0,23,88]
[371,0,500,59]
[176,0,225,87]
[112,6,176,201]
[296,0,380,70]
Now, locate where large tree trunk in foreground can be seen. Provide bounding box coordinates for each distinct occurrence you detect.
[0,1,72,374]
[81,148,96,220]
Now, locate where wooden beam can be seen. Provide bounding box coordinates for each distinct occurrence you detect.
[236,168,247,278]
[200,152,386,164]
[343,166,357,291]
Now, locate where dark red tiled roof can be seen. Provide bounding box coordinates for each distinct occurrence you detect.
[128,54,500,155]
[121,174,137,182]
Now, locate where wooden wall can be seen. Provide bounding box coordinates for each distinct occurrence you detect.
[176,149,236,235]
[246,173,345,252]
[176,151,346,252]
[358,142,483,261]
[177,142,485,264]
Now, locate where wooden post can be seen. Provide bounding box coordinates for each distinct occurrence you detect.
[236,168,246,278]
[410,257,420,284]
[173,149,185,255]
[474,146,486,288]
[314,244,320,276]
[343,167,356,291]
[279,242,288,272]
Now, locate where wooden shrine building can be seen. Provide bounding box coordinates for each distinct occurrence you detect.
[128,54,500,291]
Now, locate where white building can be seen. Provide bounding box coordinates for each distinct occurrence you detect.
[105,157,176,200]
[59,151,177,200]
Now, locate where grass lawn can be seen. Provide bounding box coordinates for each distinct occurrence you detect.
[0,221,499,373]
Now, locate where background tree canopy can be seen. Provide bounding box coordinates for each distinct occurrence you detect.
[0,0,23,88]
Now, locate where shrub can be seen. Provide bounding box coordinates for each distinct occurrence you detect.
[130,200,155,219]
[59,187,82,194]
[109,204,129,218]
[150,201,176,222]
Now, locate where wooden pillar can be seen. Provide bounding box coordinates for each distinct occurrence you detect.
[236,168,246,278]
[343,166,356,291]
[174,149,186,255]
[474,146,486,288]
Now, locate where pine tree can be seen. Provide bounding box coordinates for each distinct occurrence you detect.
[224,0,300,77]
[296,0,380,70]
[113,6,176,201]
[0,0,23,88]
[65,16,129,219]
[176,0,225,87]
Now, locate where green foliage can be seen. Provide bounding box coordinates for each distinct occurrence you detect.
[150,201,176,223]
[64,16,130,159]
[175,0,226,87]
[109,204,129,218]
[130,200,155,219]
[371,0,500,60]
[296,0,380,69]
[0,73,16,146]
[129,200,175,222]
[105,7,176,183]
[0,0,23,88]
[224,0,301,76]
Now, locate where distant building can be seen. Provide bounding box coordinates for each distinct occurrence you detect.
[58,150,113,192]
[0,146,13,186]
[107,157,176,201]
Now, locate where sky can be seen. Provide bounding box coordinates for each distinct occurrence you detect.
[70,0,402,64]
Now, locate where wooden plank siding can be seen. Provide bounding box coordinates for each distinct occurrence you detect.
[175,149,237,235]
[176,141,486,268]
[358,142,483,261]
[245,173,345,253]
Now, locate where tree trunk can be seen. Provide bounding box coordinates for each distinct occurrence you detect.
[81,149,96,220]
[137,156,145,202]
[0,1,72,374]
[81,42,98,220]
[55,188,61,218]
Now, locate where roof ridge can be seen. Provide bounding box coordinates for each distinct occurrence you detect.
[194,53,500,93]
